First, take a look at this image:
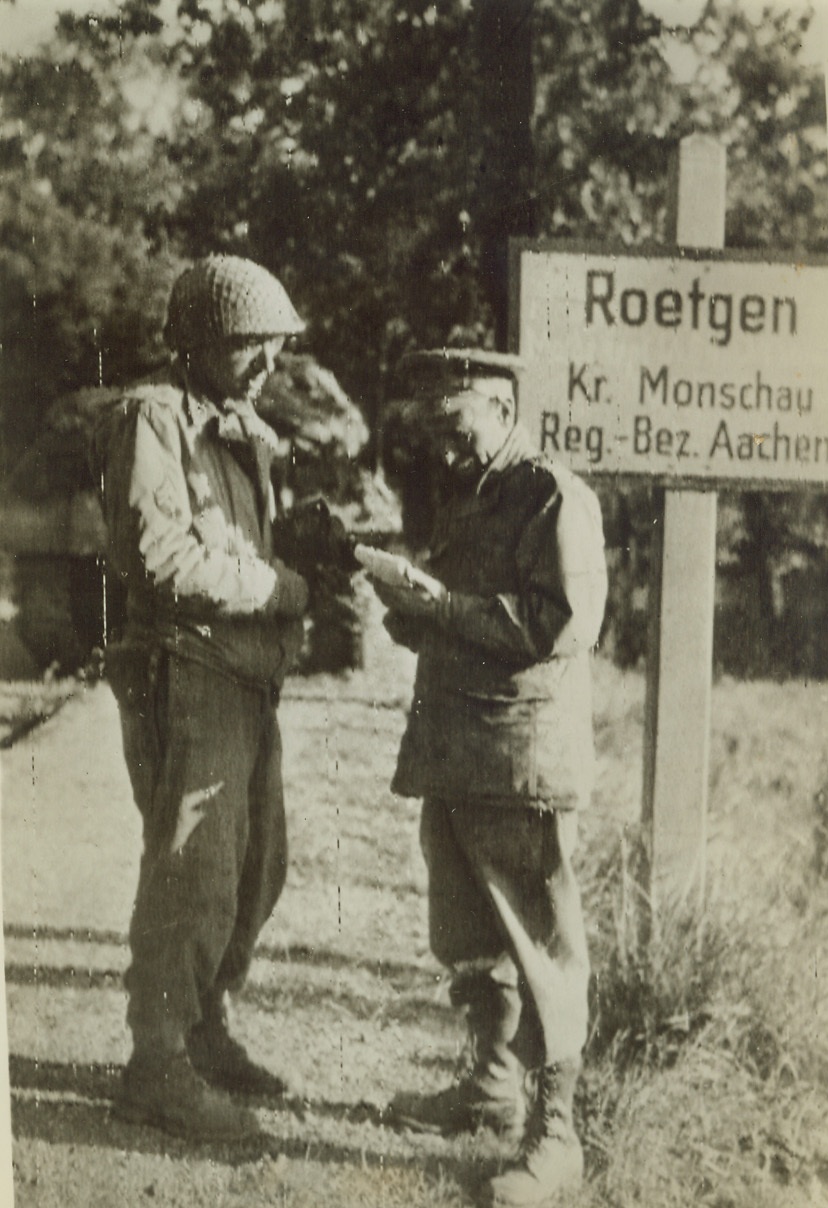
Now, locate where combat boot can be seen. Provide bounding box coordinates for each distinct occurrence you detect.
[387,982,525,1142]
[188,995,290,1100]
[387,1073,525,1141]
[113,1050,260,1142]
[484,1062,583,1208]
[388,968,526,1141]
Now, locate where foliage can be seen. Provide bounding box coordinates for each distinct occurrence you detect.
[0,21,184,467]
[1,0,827,674]
[0,673,80,748]
[532,1,828,250]
[584,826,781,1074]
[528,3,828,677]
[3,0,825,424]
[164,0,492,432]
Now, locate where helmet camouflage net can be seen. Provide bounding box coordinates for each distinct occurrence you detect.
[164,254,305,351]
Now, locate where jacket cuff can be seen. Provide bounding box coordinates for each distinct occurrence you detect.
[266,559,309,618]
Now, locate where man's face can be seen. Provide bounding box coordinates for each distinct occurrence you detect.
[430,388,513,481]
[193,335,285,405]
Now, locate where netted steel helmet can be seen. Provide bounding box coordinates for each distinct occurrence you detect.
[164,254,305,351]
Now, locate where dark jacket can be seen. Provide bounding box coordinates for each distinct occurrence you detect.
[390,423,606,810]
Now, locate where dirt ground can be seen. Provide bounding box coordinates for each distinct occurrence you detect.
[2,604,828,1208]
[1,611,496,1208]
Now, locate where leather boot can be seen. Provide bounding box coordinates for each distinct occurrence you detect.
[484,1062,583,1207]
[464,973,524,1112]
[187,993,290,1100]
[387,973,525,1142]
[387,1074,524,1140]
[113,1049,260,1142]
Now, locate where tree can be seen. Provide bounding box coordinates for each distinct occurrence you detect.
[3,0,827,673]
[0,8,183,470]
[166,0,494,438]
[528,0,828,672]
[4,0,825,457]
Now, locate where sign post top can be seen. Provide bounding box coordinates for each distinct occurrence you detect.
[671,136,725,249]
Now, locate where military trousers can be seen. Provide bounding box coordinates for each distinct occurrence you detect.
[109,646,287,1051]
[421,797,590,1073]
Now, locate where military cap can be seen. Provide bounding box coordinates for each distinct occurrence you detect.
[164,254,305,352]
[394,347,524,406]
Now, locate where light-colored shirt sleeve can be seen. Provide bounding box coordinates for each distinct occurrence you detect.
[106,398,306,618]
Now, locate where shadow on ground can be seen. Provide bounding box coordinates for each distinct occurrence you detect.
[9,1053,499,1199]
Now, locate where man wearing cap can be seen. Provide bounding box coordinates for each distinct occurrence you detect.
[372,349,607,1208]
[92,254,310,1142]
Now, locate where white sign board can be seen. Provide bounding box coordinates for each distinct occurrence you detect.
[513,243,828,486]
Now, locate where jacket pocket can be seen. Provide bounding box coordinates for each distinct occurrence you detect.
[459,697,537,799]
[106,642,169,817]
[403,695,538,802]
[532,659,595,808]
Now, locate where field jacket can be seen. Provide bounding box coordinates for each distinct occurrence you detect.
[91,372,308,691]
[390,423,606,811]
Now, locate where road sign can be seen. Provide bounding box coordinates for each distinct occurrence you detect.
[511,242,828,487]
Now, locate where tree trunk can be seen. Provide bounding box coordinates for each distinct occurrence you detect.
[474,0,537,348]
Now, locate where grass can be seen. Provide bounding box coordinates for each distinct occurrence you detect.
[5,603,828,1207]
[569,664,828,1208]
[578,849,828,1206]
[277,633,828,1208]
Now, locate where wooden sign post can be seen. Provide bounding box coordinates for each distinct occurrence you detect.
[642,135,723,907]
[509,132,828,907]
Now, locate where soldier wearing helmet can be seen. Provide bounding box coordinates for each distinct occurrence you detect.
[91,255,311,1143]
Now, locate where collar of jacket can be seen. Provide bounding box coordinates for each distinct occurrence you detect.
[176,366,287,459]
[475,421,537,495]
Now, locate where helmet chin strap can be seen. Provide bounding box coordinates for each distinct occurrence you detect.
[176,348,271,410]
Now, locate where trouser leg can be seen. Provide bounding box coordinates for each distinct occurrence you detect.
[387,798,525,1137]
[450,964,523,1100]
[445,802,589,1070]
[186,712,292,1101]
[420,798,525,1105]
[454,805,588,1207]
[117,654,284,1055]
[205,704,287,1016]
[185,704,291,1102]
